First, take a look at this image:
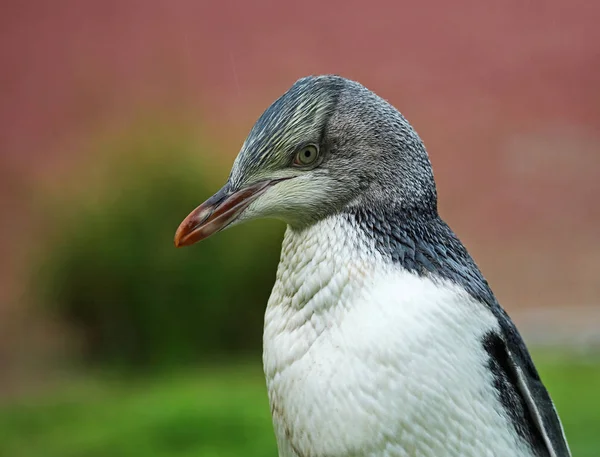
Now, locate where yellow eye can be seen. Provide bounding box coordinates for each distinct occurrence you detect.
[294,144,319,166]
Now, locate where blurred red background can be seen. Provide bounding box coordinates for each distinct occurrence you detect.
[1,0,599,367]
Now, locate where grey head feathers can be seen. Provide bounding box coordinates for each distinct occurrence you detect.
[230,76,344,187]
[228,75,437,223]
[326,76,437,215]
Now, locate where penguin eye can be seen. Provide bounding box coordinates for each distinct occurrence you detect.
[293,144,320,166]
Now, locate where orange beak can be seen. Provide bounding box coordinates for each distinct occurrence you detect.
[174,179,283,247]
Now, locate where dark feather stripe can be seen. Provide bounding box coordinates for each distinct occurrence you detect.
[482,331,550,455]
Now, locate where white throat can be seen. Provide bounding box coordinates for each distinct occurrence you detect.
[264,215,375,358]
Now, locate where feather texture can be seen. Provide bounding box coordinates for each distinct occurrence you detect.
[263,213,570,457]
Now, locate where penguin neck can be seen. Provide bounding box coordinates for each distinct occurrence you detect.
[271,202,440,312]
[266,199,455,329]
[270,215,380,312]
[344,201,498,311]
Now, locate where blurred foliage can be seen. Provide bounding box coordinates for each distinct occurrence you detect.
[34,125,284,367]
[0,355,598,457]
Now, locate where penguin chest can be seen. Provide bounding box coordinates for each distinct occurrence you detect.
[263,270,531,457]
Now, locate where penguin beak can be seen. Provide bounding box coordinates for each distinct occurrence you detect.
[174,179,281,247]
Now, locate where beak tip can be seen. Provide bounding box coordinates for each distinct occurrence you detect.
[173,223,190,248]
[174,235,191,248]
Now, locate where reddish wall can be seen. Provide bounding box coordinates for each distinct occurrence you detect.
[1,0,599,318]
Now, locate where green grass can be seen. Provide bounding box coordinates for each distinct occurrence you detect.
[0,356,598,457]
[0,364,276,457]
[534,353,600,456]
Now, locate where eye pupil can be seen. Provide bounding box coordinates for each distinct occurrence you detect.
[294,144,319,166]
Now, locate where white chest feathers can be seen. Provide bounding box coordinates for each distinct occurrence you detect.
[263,216,534,457]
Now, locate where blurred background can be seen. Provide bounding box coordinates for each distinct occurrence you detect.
[1,1,599,456]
